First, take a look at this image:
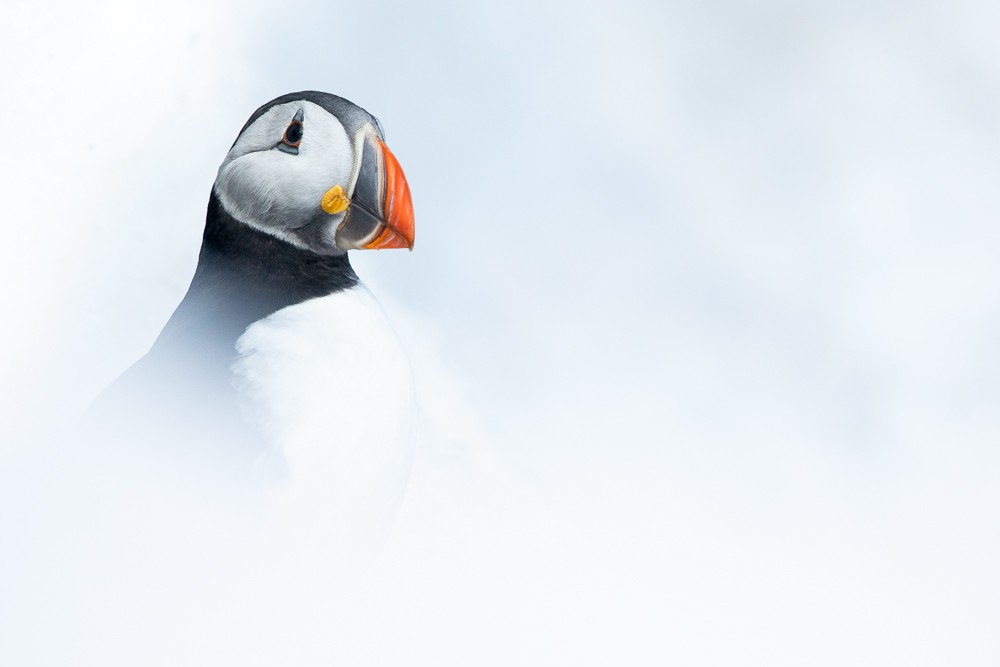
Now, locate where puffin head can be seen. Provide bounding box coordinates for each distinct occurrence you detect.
[213,91,414,256]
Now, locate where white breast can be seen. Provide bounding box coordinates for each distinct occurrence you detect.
[231,284,416,551]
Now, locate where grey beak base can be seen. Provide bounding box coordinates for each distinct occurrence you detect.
[335,131,386,250]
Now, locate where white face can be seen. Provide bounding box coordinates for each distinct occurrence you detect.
[213,100,356,253]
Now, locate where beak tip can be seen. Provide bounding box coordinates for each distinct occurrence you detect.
[380,139,415,252]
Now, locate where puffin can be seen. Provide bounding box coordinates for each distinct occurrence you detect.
[86,91,417,546]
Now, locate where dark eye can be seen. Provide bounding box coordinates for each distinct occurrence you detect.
[277,108,305,154]
[283,122,303,146]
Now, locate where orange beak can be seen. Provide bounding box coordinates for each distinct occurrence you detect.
[363,140,414,250]
[332,131,415,252]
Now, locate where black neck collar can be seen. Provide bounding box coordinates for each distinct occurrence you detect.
[154,192,358,355]
[198,192,357,296]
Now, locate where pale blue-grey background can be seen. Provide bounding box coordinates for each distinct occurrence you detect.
[2,1,999,663]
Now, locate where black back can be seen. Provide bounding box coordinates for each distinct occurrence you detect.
[86,192,358,462]
[154,192,358,374]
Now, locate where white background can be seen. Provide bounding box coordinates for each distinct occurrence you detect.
[2,1,999,664]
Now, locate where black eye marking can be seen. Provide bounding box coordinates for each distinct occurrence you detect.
[277,108,304,155]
